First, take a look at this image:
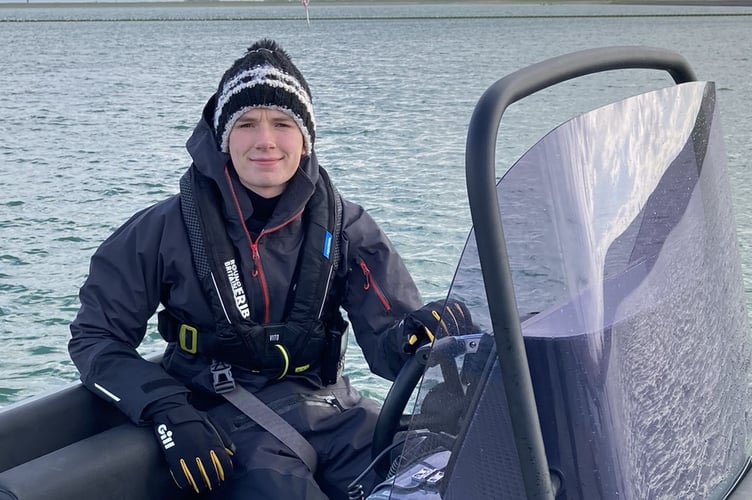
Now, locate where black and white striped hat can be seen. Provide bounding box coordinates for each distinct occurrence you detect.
[214,39,315,155]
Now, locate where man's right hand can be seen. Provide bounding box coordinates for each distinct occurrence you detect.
[152,405,234,494]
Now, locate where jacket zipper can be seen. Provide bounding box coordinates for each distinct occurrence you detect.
[224,164,305,324]
[359,260,391,311]
[262,393,345,418]
[249,211,304,323]
[249,239,270,322]
[233,393,343,430]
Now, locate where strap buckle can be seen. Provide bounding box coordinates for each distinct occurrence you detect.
[178,324,198,354]
[210,361,236,394]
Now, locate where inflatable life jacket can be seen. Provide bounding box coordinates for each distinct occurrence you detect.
[158,165,346,383]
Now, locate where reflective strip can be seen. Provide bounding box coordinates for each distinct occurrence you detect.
[210,272,232,324]
[94,383,121,402]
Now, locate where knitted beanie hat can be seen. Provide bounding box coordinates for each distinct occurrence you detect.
[214,39,315,155]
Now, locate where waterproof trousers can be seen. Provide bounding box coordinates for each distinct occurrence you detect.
[206,376,380,499]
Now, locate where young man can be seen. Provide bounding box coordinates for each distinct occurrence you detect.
[69,39,471,499]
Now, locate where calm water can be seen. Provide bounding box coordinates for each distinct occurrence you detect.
[1,2,751,406]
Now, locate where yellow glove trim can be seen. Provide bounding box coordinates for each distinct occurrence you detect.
[445,305,461,333]
[196,457,212,491]
[210,450,226,482]
[180,458,199,494]
[431,310,448,335]
[408,325,436,347]
[452,302,466,321]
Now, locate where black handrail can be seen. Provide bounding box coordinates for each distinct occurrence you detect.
[464,46,697,500]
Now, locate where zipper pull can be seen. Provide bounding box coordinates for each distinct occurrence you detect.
[359,261,371,290]
[325,395,344,412]
[358,259,391,311]
[251,242,260,277]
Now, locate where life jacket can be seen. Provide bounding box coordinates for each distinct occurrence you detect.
[158,164,345,382]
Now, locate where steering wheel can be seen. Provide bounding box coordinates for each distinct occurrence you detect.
[370,333,487,481]
[370,350,429,479]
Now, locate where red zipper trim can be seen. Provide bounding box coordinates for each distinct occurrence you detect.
[251,211,303,323]
[247,240,269,321]
[359,260,391,311]
[224,166,304,323]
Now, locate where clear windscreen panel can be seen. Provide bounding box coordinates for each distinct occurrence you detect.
[381,82,751,499]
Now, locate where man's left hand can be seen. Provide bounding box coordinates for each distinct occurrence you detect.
[403,299,473,353]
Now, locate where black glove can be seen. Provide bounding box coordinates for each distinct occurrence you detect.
[152,405,235,495]
[403,299,474,353]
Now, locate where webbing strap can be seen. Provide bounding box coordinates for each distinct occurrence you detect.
[221,386,318,472]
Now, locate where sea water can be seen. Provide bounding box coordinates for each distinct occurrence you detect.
[1,2,751,406]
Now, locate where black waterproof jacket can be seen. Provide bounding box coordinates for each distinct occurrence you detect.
[69,99,423,424]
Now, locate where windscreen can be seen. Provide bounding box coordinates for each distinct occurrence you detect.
[383,82,751,500]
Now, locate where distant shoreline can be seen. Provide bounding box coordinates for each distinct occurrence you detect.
[2,0,752,9]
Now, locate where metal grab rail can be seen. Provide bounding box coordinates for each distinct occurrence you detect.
[464,46,697,500]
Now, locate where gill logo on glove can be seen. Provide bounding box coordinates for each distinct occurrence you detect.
[157,424,175,450]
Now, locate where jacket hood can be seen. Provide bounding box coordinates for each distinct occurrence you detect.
[185,96,230,183]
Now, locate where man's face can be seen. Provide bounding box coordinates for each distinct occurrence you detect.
[228,107,305,198]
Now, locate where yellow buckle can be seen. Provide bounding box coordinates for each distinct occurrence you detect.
[178,324,198,354]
